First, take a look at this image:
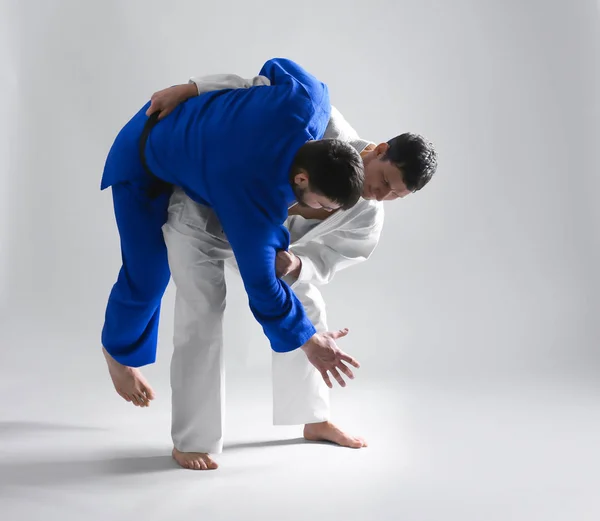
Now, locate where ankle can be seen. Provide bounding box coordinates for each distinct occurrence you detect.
[304,421,328,428]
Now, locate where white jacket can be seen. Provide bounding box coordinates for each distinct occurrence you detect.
[189,73,385,291]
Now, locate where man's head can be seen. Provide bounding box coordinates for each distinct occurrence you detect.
[362,133,437,201]
[290,139,364,211]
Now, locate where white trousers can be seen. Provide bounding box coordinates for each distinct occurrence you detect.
[162,188,330,454]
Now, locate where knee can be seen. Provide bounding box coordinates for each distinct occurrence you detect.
[115,263,170,303]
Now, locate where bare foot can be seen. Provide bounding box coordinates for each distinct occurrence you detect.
[102,347,155,407]
[172,448,219,470]
[304,421,367,448]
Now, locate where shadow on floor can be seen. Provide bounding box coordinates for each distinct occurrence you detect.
[0,449,179,490]
[224,437,343,450]
[0,429,340,491]
[0,421,108,437]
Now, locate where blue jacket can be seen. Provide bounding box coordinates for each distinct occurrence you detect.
[101,58,331,352]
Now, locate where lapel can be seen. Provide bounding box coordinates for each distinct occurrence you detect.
[289,199,372,245]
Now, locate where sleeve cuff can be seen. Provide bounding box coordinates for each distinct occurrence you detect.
[269,322,316,353]
[290,255,314,289]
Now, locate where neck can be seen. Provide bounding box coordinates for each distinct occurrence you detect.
[360,145,376,198]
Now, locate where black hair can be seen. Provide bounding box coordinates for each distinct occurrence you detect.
[384,133,437,192]
[290,139,364,209]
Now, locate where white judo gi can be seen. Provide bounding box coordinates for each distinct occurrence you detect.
[162,73,384,454]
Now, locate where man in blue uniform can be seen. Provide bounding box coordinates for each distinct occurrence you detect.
[100,59,364,443]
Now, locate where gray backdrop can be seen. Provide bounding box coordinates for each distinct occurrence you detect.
[2,0,598,381]
[0,1,598,520]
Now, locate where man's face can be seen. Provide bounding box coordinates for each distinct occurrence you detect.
[362,144,412,201]
[291,173,340,212]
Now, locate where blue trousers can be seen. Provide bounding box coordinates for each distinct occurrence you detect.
[101,180,172,367]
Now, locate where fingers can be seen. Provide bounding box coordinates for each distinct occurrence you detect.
[145,100,158,117]
[319,362,355,389]
[328,360,355,388]
[320,370,333,389]
[330,328,349,339]
[339,351,360,369]
[329,367,346,387]
[307,333,359,387]
[274,262,286,277]
[338,360,355,380]
[275,251,292,277]
[157,108,171,120]
[276,251,291,263]
[145,99,172,120]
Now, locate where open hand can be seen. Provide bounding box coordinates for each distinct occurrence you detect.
[301,329,360,388]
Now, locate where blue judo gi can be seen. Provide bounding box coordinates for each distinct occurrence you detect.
[99,58,331,367]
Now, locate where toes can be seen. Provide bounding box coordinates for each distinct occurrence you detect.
[189,459,206,470]
[137,392,149,407]
[132,386,153,407]
[350,437,367,448]
[174,455,190,469]
[343,435,363,448]
[143,389,154,404]
[143,386,156,401]
[172,450,217,471]
[134,392,149,407]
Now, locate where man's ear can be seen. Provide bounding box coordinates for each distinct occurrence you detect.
[375,142,390,157]
[293,169,310,187]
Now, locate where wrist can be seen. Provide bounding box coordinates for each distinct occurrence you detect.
[182,82,198,98]
[301,333,319,352]
[289,255,302,279]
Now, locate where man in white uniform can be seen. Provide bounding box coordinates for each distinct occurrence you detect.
[107,71,438,470]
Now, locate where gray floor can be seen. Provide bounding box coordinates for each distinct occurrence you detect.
[1,329,599,521]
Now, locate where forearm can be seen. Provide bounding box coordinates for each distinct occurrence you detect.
[172,82,199,101]
[182,82,199,97]
[154,73,270,118]
[188,73,270,96]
